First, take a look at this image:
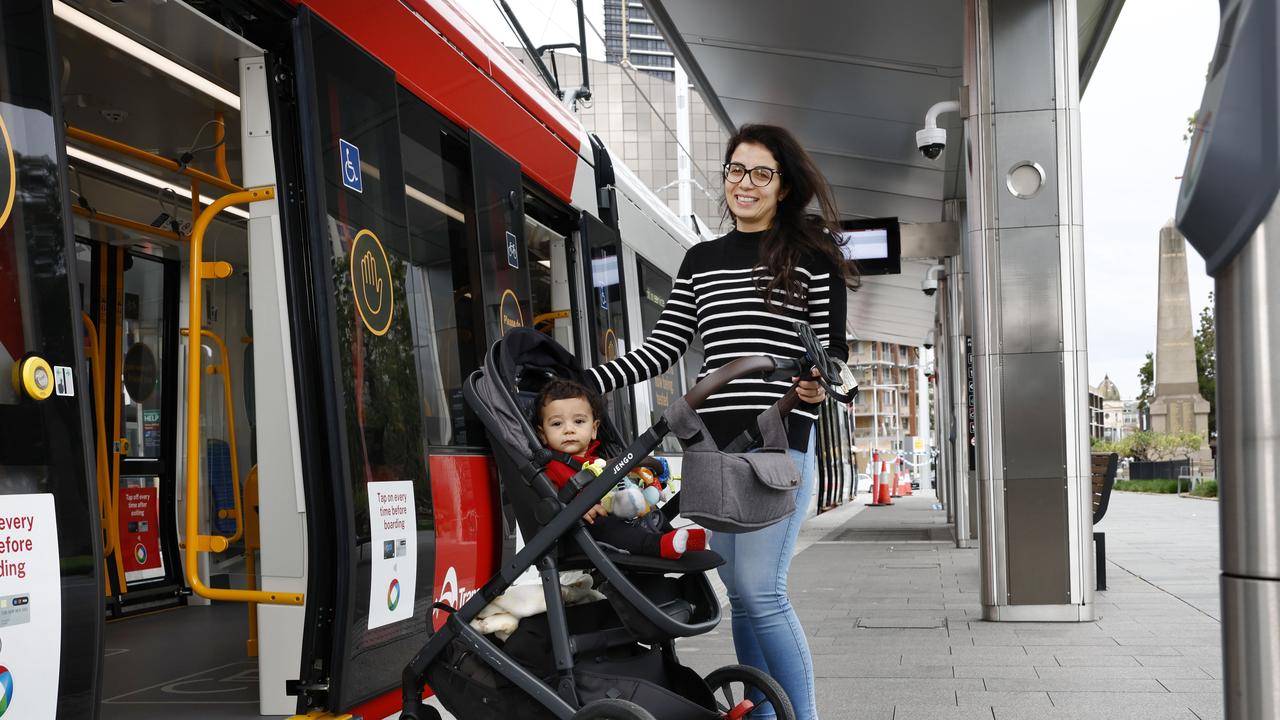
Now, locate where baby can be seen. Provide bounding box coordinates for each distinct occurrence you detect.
[536,378,707,560]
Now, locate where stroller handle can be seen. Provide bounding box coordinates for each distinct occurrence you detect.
[682,355,797,410]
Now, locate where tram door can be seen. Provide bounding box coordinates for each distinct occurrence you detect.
[0,2,103,717]
[77,243,184,614]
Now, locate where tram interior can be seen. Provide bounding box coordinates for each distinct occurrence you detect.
[56,1,274,716]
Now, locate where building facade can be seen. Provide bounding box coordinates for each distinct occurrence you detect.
[603,0,676,82]
[848,340,921,456]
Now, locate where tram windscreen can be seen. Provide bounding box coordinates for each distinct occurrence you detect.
[839,217,901,276]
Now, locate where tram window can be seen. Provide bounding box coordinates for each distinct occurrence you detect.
[398,87,483,447]
[524,191,576,354]
[119,252,166,459]
[583,220,636,439]
[636,257,681,453]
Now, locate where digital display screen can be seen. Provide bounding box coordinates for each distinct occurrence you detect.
[839,217,901,276]
[839,227,890,261]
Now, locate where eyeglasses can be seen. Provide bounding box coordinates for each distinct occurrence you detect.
[723,162,781,187]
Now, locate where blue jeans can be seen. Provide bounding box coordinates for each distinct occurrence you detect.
[711,431,818,720]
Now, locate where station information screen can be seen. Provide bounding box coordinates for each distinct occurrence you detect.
[839,217,901,276]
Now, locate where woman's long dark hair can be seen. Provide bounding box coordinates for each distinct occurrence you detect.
[721,124,860,308]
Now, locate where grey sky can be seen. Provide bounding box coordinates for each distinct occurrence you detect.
[460,0,1219,401]
[1080,0,1220,398]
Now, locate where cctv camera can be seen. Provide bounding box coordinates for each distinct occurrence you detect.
[917,100,959,161]
[921,275,938,296]
[923,329,936,350]
[916,127,946,160]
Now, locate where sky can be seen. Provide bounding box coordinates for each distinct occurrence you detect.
[457,0,1221,401]
[1079,0,1220,399]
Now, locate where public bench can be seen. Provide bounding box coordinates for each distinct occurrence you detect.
[1092,452,1119,591]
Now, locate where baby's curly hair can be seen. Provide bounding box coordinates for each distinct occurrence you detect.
[534,378,605,426]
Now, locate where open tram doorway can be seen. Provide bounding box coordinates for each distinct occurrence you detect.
[51,1,298,717]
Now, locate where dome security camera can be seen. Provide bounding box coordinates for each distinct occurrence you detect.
[917,100,960,161]
[916,127,947,160]
[924,329,936,350]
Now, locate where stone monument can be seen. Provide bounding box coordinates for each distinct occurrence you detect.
[1148,221,1211,463]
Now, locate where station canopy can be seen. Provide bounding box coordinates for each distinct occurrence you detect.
[646,0,1124,347]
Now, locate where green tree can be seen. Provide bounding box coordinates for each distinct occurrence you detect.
[1194,293,1216,438]
[1136,351,1154,414]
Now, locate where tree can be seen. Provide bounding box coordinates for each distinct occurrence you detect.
[1136,351,1154,415]
[1194,293,1216,438]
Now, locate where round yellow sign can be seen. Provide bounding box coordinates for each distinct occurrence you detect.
[349,229,394,336]
[499,288,525,336]
[0,112,15,232]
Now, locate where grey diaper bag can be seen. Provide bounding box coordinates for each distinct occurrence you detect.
[663,397,800,533]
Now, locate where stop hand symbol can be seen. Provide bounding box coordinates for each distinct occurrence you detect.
[361,250,384,314]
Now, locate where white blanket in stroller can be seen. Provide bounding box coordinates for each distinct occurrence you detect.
[469,571,606,641]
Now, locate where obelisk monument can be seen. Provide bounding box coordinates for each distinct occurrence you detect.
[1148,221,1211,462]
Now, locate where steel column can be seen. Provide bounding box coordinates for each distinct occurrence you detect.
[966,0,1094,621]
[1216,200,1280,718]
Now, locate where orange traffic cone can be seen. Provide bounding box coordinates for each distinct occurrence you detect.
[877,477,893,505]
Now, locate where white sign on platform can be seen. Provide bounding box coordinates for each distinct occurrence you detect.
[0,493,62,719]
[367,480,417,629]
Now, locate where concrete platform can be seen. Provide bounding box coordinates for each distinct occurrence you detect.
[675,491,1225,720]
[422,489,1226,720]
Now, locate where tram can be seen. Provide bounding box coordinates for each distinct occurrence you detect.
[0,0,711,717]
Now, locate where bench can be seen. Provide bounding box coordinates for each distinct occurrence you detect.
[1091,452,1119,591]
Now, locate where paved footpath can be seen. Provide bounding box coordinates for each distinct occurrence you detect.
[427,490,1225,720]
[679,491,1225,720]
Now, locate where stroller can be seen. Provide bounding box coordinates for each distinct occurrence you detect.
[400,326,848,720]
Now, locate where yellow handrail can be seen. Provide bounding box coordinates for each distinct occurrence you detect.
[184,185,302,606]
[83,312,127,595]
[181,327,244,543]
[71,205,183,243]
[107,247,129,595]
[66,125,244,194]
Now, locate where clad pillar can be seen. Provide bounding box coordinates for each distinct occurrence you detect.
[965,0,1094,620]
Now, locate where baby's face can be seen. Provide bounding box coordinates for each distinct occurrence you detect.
[539,397,599,456]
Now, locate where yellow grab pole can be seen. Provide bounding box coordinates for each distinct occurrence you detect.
[66,125,243,194]
[71,205,184,243]
[184,185,302,606]
[108,247,128,594]
[82,313,116,559]
[182,327,244,543]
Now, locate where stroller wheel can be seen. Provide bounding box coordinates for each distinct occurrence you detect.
[704,664,796,720]
[570,698,657,719]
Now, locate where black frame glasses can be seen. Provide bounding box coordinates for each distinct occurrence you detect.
[723,162,781,187]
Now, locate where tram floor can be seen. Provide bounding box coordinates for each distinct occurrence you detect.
[101,601,287,719]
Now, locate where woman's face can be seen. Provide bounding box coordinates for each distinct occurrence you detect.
[725,141,786,232]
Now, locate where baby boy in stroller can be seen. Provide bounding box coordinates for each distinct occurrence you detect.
[535,378,709,560]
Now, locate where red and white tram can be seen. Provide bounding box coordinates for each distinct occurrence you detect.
[0,0,702,717]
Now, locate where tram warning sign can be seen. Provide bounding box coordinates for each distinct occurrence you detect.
[339,138,362,193]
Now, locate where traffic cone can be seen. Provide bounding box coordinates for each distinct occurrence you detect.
[877,475,893,505]
[890,462,902,498]
[900,469,913,497]
[866,454,884,506]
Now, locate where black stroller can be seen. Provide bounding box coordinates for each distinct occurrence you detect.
[400,326,848,720]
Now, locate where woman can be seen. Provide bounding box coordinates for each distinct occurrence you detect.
[587,123,858,719]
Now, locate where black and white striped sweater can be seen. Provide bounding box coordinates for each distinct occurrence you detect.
[587,228,849,451]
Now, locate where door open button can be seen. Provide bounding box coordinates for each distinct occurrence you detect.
[13,354,55,401]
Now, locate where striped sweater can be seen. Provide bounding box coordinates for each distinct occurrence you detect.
[587,228,849,451]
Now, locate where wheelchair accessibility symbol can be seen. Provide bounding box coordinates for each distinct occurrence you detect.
[350,229,393,336]
[339,138,362,193]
